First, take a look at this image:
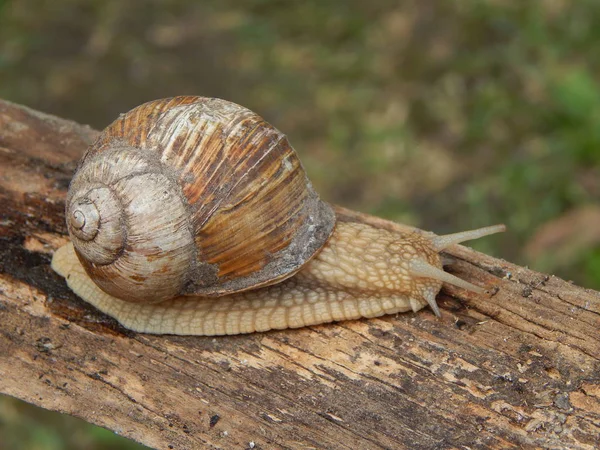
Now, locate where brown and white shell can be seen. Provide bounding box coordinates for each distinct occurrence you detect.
[66,96,335,303]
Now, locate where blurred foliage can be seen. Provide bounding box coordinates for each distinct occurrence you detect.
[0,396,147,450]
[0,0,599,448]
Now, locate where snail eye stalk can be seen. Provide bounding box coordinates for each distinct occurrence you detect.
[431,224,506,251]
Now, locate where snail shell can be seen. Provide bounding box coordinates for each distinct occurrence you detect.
[66,97,335,303]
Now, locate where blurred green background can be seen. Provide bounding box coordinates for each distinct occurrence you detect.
[0,0,599,448]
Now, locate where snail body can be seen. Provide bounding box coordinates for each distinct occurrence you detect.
[51,96,505,335]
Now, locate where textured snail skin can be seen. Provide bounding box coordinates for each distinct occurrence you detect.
[52,208,505,335]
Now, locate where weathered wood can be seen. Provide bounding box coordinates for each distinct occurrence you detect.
[1,99,599,449]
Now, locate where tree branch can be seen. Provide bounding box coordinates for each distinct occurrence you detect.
[1,99,599,449]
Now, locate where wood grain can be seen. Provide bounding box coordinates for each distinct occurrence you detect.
[1,99,599,449]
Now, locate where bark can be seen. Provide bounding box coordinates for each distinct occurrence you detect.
[1,99,599,450]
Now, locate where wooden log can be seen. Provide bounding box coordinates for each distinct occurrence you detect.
[1,98,599,449]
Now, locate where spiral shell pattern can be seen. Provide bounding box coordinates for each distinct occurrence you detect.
[66,96,334,303]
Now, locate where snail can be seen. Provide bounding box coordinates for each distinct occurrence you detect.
[51,96,505,336]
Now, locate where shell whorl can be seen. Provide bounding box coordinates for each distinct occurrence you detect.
[67,185,123,263]
[67,96,335,303]
[67,147,195,303]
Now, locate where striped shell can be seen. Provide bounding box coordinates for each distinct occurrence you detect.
[66,96,335,303]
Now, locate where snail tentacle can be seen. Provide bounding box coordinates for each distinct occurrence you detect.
[431,224,506,251]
